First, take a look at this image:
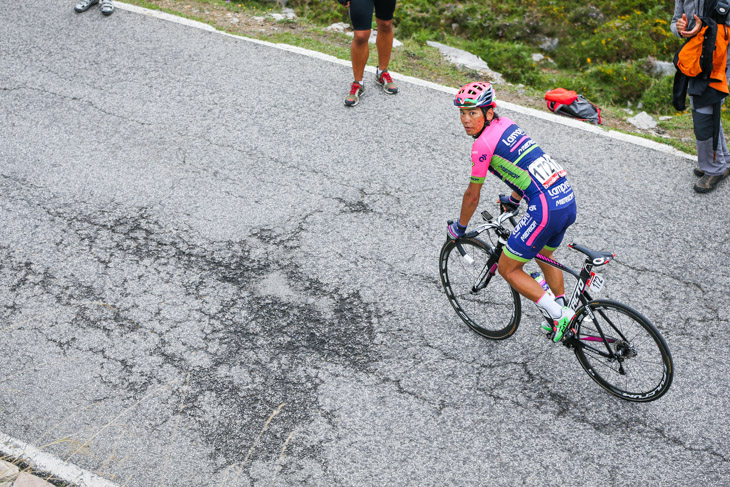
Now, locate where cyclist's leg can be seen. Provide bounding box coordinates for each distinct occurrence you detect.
[373,0,396,71]
[498,209,546,303]
[538,197,577,299]
[349,0,374,82]
[501,201,574,340]
[497,252,544,302]
[537,247,565,297]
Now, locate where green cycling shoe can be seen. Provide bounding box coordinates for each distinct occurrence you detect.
[552,306,575,343]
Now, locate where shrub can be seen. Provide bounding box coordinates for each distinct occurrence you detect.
[473,39,544,85]
[585,62,654,103]
[640,75,676,114]
[554,6,680,68]
[291,0,349,26]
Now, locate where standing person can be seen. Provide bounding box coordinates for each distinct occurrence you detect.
[337,0,399,107]
[671,0,730,193]
[447,82,578,342]
[74,0,114,15]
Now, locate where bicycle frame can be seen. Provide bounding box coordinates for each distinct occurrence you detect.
[457,209,629,365]
[533,252,625,361]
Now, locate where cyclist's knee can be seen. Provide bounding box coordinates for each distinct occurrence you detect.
[498,259,521,282]
[375,19,393,33]
[352,30,371,45]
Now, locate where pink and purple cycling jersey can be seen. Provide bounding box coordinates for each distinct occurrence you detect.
[470,116,577,262]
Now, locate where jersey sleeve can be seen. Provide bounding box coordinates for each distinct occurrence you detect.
[469,137,494,184]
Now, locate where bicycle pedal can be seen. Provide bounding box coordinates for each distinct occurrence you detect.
[560,329,576,346]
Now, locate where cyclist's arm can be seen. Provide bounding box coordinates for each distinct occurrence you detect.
[459,182,482,226]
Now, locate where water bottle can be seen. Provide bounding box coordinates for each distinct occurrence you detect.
[530,272,553,297]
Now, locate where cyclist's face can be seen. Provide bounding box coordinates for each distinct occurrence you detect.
[460,107,489,135]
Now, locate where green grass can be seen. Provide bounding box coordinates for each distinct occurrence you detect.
[126,0,212,24]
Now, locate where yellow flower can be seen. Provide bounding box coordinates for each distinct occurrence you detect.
[587,57,591,63]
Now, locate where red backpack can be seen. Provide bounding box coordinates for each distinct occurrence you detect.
[545,88,602,125]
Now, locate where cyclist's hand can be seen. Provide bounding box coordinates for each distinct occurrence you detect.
[447,220,467,240]
[498,194,520,213]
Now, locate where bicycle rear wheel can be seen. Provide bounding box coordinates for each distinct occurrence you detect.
[572,299,673,402]
[439,237,521,340]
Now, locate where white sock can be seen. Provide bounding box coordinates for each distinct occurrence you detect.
[537,292,563,319]
[354,80,363,85]
[376,67,384,77]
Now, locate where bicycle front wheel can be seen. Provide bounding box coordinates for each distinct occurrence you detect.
[572,299,673,402]
[439,238,521,340]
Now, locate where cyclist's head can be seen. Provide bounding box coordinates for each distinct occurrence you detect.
[455,82,499,138]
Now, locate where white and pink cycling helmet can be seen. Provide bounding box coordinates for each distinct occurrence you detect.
[454,81,497,109]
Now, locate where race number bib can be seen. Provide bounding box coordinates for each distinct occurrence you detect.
[528,155,567,188]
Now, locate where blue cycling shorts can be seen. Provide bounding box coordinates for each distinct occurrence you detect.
[504,181,577,262]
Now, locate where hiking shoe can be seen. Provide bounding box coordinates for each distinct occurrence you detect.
[74,0,98,12]
[344,82,364,107]
[552,307,575,343]
[694,172,726,193]
[694,167,729,187]
[100,0,114,15]
[375,69,398,94]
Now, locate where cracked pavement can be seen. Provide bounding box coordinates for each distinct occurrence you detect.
[1,1,729,485]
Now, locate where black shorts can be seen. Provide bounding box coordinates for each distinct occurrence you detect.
[349,0,396,31]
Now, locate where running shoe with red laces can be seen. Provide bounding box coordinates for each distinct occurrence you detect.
[344,82,364,107]
[375,69,398,94]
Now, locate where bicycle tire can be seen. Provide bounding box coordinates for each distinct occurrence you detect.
[572,299,673,402]
[439,237,521,340]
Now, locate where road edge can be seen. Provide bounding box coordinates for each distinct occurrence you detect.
[0,432,120,487]
[117,1,697,162]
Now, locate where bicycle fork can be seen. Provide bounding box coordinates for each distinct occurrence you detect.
[468,241,505,293]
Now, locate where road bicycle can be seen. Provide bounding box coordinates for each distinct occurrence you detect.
[439,205,673,402]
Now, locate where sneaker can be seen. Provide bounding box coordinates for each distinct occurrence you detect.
[552,307,575,343]
[694,167,705,177]
[100,0,114,15]
[344,82,364,107]
[74,0,98,12]
[375,69,398,94]
[541,320,552,332]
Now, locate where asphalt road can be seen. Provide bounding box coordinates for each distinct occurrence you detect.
[2,2,729,486]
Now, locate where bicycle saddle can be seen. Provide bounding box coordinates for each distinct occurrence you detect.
[568,243,615,266]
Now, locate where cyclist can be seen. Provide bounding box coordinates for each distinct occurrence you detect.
[447,81,577,342]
